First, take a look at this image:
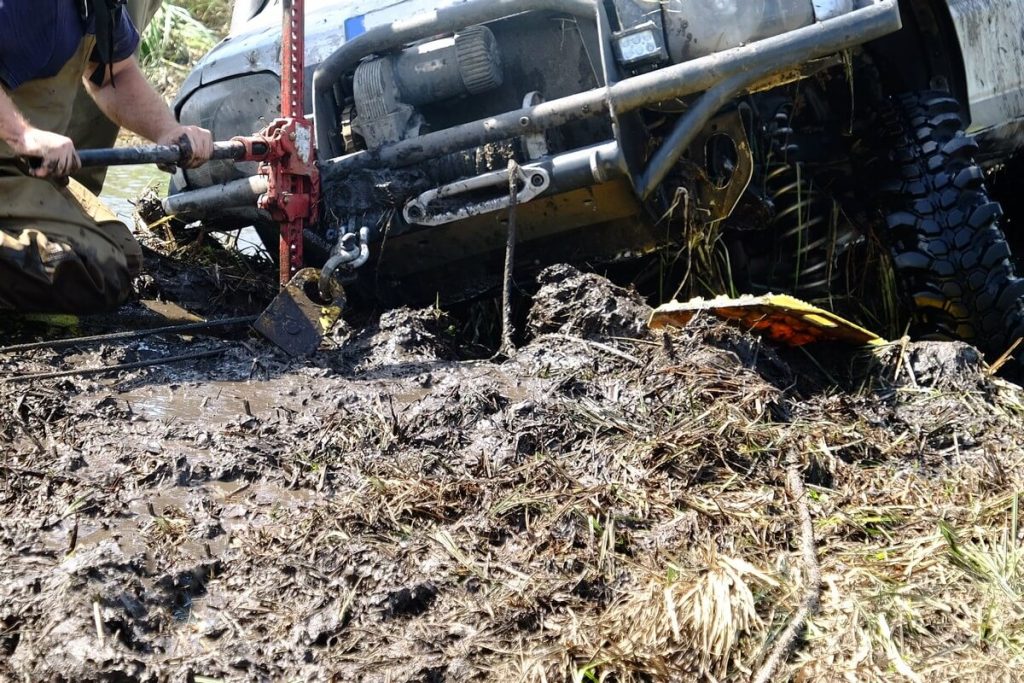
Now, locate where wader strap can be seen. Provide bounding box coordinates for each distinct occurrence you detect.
[86,0,126,86]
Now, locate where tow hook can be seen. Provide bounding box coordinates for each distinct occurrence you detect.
[320,226,370,300]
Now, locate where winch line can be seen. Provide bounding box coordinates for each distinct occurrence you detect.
[0,348,230,384]
[496,158,520,359]
[0,316,256,355]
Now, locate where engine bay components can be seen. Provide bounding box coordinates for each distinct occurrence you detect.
[351,25,503,148]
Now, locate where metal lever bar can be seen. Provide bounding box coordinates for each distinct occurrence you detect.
[74,140,269,168]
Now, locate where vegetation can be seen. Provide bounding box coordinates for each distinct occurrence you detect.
[139,4,218,72]
[138,1,231,89]
[171,0,233,32]
[4,264,1024,680]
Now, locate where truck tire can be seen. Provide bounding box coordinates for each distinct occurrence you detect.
[878,90,1024,376]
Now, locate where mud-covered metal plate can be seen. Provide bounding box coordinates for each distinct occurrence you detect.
[254,268,345,356]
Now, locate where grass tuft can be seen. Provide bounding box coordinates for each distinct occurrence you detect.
[139,3,220,73]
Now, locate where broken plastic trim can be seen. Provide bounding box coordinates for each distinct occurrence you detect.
[649,294,886,347]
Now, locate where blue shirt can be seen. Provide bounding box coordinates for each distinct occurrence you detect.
[0,1,140,90]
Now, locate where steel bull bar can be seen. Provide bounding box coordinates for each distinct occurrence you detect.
[315,0,902,201]
[167,1,901,216]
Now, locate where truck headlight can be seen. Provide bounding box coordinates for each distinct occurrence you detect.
[612,22,668,67]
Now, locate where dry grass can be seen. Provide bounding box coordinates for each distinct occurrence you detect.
[196,318,1024,681]
[1,269,1023,681]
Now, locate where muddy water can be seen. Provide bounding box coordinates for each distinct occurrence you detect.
[117,380,290,424]
[100,165,269,256]
[100,165,167,225]
[4,258,1023,681]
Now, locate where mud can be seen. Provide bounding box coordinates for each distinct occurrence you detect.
[2,259,1023,682]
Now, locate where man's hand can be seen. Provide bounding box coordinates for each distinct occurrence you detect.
[16,127,81,178]
[86,57,215,170]
[157,125,214,169]
[0,89,79,178]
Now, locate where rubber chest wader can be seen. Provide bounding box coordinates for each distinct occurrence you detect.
[0,36,137,314]
[69,0,164,194]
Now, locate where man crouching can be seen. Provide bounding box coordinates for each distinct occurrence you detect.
[0,0,212,313]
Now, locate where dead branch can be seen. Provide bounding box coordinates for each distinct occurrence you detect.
[496,158,520,359]
[751,449,821,683]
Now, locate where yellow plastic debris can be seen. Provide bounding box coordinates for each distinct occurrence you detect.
[648,293,886,346]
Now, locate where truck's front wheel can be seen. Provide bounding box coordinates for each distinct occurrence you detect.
[876,90,1024,376]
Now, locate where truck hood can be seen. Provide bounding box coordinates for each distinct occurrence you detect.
[175,0,452,109]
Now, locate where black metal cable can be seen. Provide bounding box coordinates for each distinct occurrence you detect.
[0,348,230,384]
[0,316,256,355]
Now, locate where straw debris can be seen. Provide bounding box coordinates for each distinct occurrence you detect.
[1,265,1023,681]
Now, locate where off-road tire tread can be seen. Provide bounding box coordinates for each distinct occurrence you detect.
[880,90,1024,373]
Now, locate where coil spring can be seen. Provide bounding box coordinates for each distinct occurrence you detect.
[760,107,849,295]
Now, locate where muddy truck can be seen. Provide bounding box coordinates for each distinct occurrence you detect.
[162,0,1024,371]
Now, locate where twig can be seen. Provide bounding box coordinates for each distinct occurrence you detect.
[93,600,105,647]
[987,336,1023,376]
[751,449,821,683]
[0,464,78,484]
[496,159,520,359]
[541,333,644,367]
[1,348,230,383]
[0,316,255,355]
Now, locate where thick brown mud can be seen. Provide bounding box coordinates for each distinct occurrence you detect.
[2,259,1023,682]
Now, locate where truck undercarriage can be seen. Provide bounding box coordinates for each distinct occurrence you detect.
[145,0,1024,375]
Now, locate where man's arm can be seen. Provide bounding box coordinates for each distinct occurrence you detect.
[84,56,213,167]
[0,88,80,177]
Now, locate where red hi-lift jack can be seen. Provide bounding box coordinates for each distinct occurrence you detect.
[72,0,333,354]
[231,0,318,286]
[241,0,339,355]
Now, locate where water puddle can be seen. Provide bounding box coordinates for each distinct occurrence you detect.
[44,477,314,561]
[100,165,268,257]
[100,165,166,225]
[117,380,297,424]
